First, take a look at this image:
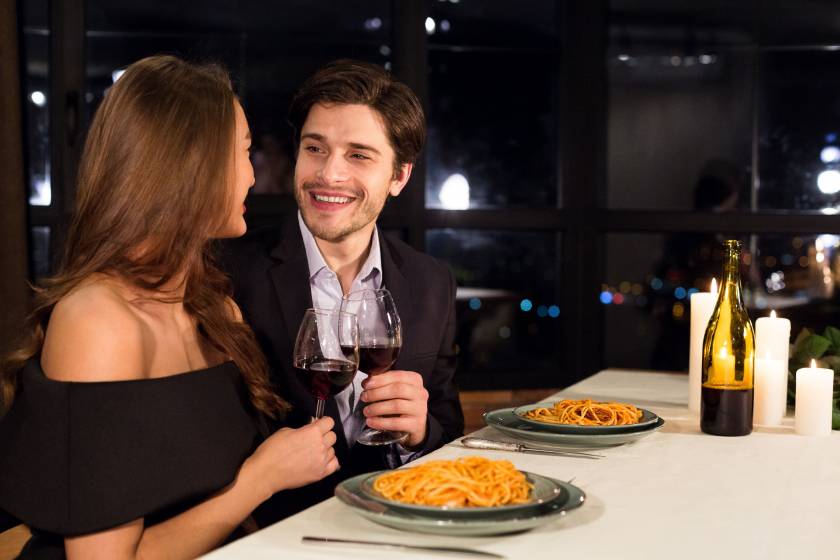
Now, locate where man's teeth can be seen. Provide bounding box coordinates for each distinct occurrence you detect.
[314,194,352,203]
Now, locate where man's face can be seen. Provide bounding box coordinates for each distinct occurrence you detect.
[294,103,411,243]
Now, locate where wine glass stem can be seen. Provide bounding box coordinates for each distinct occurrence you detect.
[314,398,326,419]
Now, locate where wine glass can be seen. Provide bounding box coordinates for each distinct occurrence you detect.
[293,308,359,419]
[340,288,405,445]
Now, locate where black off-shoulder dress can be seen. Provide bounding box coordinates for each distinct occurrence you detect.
[0,360,264,559]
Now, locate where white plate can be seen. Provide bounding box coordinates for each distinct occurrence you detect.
[484,407,665,447]
[335,472,586,536]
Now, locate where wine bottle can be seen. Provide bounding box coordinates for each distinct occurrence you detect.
[701,239,755,436]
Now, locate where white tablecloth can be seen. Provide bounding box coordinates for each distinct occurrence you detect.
[204,369,840,560]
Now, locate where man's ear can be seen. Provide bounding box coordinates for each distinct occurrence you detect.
[389,162,413,197]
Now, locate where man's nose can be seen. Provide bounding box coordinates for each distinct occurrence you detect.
[317,153,351,184]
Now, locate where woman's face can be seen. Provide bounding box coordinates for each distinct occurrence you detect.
[218,101,254,238]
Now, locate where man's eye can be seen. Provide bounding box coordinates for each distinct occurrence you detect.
[305,145,322,153]
[351,153,370,160]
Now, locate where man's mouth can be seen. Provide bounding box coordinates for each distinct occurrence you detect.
[312,193,353,204]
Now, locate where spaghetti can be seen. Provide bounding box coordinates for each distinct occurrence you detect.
[522,399,643,426]
[372,456,532,508]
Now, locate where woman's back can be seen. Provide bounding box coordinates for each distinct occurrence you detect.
[0,357,261,557]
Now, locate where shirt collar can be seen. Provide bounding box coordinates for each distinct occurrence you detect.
[297,211,382,284]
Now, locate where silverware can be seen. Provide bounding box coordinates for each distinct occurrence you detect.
[302,536,506,558]
[461,437,604,459]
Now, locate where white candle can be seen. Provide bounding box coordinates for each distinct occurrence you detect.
[754,310,791,422]
[795,359,834,436]
[689,279,717,412]
[753,355,787,426]
[755,310,791,362]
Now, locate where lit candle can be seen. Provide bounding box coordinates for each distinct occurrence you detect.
[795,359,834,436]
[753,353,787,426]
[715,346,736,382]
[754,310,791,423]
[755,310,791,362]
[689,279,717,412]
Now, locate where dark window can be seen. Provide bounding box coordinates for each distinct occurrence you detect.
[607,1,755,210]
[22,0,51,207]
[604,232,839,371]
[425,0,559,209]
[426,229,561,388]
[758,50,840,212]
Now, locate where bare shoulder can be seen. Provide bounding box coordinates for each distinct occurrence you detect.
[41,277,147,382]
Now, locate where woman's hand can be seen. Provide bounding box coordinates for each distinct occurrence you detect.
[243,416,339,500]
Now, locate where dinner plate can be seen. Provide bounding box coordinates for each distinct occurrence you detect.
[512,402,660,435]
[484,407,665,447]
[358,470,564,519]
[335,472,586,536]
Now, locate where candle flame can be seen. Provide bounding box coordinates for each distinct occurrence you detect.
[770,310,777,319]
[719,347,728,359]
[710,278,718,294]
[811,359,817,369]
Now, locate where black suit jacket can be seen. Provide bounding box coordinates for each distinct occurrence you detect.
[224,217,464,521]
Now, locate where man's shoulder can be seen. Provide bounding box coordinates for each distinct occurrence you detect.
[222,222,298,275]
[380,232,452,281]
[228,224,283,257]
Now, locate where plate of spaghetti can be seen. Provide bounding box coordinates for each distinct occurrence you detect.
[513,399,660,434]
[335,467,585,536]
[357,456,564,519]
[483,407,665,447]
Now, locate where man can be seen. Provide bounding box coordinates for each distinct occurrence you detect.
[227,60,464,520]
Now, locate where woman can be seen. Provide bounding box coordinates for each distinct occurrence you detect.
[0,55,338,559]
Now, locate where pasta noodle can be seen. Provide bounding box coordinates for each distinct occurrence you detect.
[372,456,532,508]
[522,399,643,426]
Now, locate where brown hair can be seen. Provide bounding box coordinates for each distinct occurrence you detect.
[288,59,426,177]
[1,55,288,418]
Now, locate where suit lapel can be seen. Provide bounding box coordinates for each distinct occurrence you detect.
[268,220,312,361]
[378,231,417,365]
[267,219,351,460]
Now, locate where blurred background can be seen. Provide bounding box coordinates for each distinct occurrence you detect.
[5,0,840,402]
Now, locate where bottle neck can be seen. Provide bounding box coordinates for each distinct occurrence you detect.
[721,246,742,302]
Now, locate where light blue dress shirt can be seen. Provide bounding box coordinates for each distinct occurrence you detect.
[298,213,416,462]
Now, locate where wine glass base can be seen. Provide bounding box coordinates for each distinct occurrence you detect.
[356,428,408,446]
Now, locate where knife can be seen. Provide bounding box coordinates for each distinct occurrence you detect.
[461,437,604,459]
[302,536,506,558]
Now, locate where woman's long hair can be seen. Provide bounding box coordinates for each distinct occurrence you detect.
[1,55,288,418]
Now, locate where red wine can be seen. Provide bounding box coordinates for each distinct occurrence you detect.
[295,359,357,400]
[359,346,400,375]
[340,345,400,375]
[701,386,753,436]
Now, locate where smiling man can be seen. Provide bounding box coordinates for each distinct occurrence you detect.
[226,60,464,522]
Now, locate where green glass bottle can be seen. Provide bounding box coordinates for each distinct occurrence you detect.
[701,239,754,436]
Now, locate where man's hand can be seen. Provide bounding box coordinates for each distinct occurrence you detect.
[361,370,429,448]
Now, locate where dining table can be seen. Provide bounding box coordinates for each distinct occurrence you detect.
[203,368,840,560]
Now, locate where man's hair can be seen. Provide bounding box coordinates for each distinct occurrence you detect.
[288,59,426,177]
